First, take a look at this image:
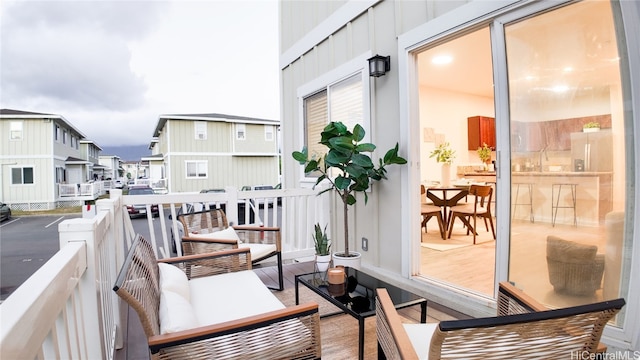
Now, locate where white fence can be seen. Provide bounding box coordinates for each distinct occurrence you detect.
[0,196,124,359]
[0,186,329,358]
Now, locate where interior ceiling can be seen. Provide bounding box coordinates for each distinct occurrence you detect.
[417,1,619,100]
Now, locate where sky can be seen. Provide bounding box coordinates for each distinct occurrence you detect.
[0,0,280,147]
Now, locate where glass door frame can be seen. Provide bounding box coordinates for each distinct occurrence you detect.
[398,0,639,348]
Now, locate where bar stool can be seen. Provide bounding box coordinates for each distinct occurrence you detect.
[512,183,534,222]
[552,183,577,227]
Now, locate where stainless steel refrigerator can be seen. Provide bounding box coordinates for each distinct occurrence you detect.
[570,129,613,172]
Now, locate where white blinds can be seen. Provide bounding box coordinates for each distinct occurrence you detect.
[329,74,363,131]
[304,90,328,161]
[303,73,364,161]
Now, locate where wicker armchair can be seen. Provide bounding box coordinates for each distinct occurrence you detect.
[177,208,284,290]
[376,282,624,360]
[546,235,605,296]
[113,234,321,360]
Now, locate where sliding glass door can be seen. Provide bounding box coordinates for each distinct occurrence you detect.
[416,27,497,297]
[503,0,628,327]
[415,1,632,320]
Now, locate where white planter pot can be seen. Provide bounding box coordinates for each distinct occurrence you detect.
[315,254,332,272]
[583,127,600,133]
[332,252,362,270]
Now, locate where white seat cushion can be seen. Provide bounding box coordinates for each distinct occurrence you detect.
[239,243,277,261]
[189,270,284,326]
[403,323,439,360]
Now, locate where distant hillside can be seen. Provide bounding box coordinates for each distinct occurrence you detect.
[101,145,151,161]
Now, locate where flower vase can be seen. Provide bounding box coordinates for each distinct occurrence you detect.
[441,164,451,187]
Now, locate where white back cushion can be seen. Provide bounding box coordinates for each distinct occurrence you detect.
[158,262,190,301]
[189,226,242,243]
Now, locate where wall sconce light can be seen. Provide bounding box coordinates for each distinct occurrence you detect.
[368,55,390,77]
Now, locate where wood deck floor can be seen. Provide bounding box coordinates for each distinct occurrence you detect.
[115,260,465,359]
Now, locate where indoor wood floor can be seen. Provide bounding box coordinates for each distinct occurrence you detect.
[420,216,608,309]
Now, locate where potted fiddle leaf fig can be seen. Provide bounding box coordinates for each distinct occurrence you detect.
[293,121,407,268]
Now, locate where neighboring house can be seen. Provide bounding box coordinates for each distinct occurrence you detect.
[79,140,108,181]
[0,109,106,209]
[98,155,123,180]
[279,0,639,352]
[152,113,280,193]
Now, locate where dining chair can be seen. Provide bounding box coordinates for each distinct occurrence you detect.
[447,184,496,244]
[420,185,446,239]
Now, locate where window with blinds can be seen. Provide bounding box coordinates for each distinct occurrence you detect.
[303,73,364,177]
[186,161,208,178]
[195,121,207,140]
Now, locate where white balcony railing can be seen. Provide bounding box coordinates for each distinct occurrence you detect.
[58,181,107,198]
[0,186,329,358]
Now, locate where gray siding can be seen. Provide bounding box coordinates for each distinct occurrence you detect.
[167,154,279,193]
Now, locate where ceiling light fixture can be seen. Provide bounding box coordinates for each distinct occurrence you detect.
[431,55,453,65]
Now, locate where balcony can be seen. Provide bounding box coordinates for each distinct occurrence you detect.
[0,186,334,358]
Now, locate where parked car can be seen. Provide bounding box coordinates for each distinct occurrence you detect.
[241,184,280,207]
[114,180,125,189]
[0,202,11,222]
[126,186,159,218]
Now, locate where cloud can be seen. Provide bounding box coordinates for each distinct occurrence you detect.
[0,1,279,147]
[1,1,165,111]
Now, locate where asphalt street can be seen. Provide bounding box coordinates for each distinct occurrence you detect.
[0,214,158,301]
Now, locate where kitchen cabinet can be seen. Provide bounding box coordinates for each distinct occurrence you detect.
[512,121,544,152]
[512,115,612,152]
[467,116,495,150]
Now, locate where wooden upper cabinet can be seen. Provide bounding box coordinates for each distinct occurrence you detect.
[467,116,496,150]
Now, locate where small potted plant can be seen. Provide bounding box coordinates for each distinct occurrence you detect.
[429,142,456,165]
[583,121,601,132]
[313,223,332,272]
[429,142,456,186]
[477,143,492,169]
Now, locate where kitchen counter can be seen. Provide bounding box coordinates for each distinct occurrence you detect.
[512,171,612,176]
[510,172,612,224]
[461,171,612,225]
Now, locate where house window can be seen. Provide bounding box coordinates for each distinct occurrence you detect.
[63,130,68,144]
[55,167,66,183]
[236,124,246,140]
[303,72,364,175]
[195,121,207,140]
[71,136,76,148]
[265,125,274,141]
[55,125,60,141]
[186,161,207,178]
[11,167,34,184]
[10,121,23,140]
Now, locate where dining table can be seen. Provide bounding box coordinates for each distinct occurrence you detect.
[426,185,470,234]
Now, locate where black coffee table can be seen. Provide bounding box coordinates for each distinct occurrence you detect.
[295,267,427,360]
